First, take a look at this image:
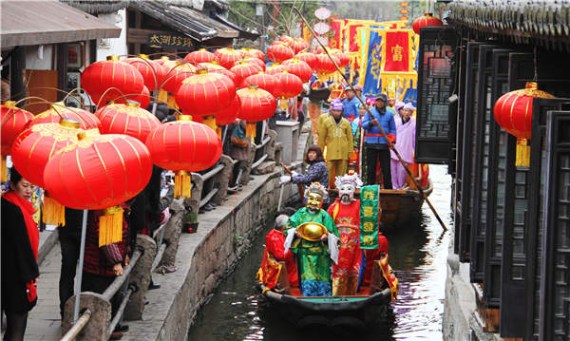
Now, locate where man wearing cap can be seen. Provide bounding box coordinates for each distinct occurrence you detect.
[318,99,354,189]
[284,183,339,296]
[341,86,359,122]
[391,102,416,189]
[361,93,397,188]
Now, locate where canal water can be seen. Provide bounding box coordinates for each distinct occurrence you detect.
[188,165,452,341]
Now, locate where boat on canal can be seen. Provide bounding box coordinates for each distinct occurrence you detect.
[379,173,432,229]
[257,250,398,330]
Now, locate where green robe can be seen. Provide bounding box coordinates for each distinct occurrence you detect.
[285,207,339,296]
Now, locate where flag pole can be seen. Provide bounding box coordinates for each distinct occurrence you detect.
[295,8,447,232]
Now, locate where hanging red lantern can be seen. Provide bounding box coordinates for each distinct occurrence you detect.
[266,63,287,75]
[43,132,152,245]
[184,48,216,65]
[237,85,277,140]
[278,35,294,44]
[95,101,160,142]
[11,119,92,226]
[125,54,162,91]
[230,62,264,87]
[215,48,244,69]
[267,44,295,63]
[282,58,313,83]
[29,101,101,130]
[290,39,309,54]
[334,52,351,68]
[81,56,145,106]
[242,57,266,72]
[215,96,241,126]
[175,69,236,130]
[241,72,281,97]
[1,101,33,181]
[145,115,222,198]
[412,13,443,35]
[241,48,265,61]
[272,72,303,110]
[129,85,151,109]
[295,51,319,70]
[493,81,555,167]
[315,54,338,77]
[161,61,196,94]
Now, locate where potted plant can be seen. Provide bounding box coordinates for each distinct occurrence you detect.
[183,209,199,233]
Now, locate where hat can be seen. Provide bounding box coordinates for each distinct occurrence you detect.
[335,173,363,190]
[395,101,405,111]
[353,84,363,91]
[375,93,388,102]
[296,222,328,241]
[330,99,344,111]
[343,85,355,92]
[403,103,416,111]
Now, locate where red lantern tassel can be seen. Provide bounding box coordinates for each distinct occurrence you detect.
[42,194,66,227]
[99,206,124,247]
[174,170,192,199]
[515,138,530,168]
[246,122,257,141]
[203,115,217,131]
[1,155,6,182]
[278,98,288,110]
[216,126,223,139]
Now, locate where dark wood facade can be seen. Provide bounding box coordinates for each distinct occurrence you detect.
[416,1,570,339]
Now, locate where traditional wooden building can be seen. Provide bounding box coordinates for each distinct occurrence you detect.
[414,1,570,339]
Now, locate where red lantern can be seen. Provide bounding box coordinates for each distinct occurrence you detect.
[242,57,266,71]
[278,35,294,44]
[43,132,152,245]
[230,62,264,87]
[215,48,244,69]
[282,58,313,83]
[412,13,443,35]
[209,68,239,86]
[290,39,309,54]
[175,69,236,130]
[237,85,277,140]
[95,101,160,142]
[11,119,92,226]
[129,85,151,109]
[184,48,216,65]
[493,82,555,167]
[315,54,338,76]
[29,101,101,130]
[241,48,265,61]
[125,54,162,91]
[335,52,351,68]
[161,61,196,94]
[241,73,281,97]
[272,72,303,109]
[145,115,222,198]
[267,44,295,63]
[215,96,241,126]
[1,101,33,181]
[266,63,287,75]
[295,51,319,70]
[81,56,145,106]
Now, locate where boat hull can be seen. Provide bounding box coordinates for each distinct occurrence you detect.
[379,180,433,229]
[259,286,393,330]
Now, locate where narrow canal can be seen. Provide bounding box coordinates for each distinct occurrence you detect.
[188,165,452,340]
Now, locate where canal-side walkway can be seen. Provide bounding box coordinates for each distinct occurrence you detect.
[23,129,309,341]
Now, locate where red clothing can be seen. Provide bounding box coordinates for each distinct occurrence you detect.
[363,232,389,285]
[328,199,362,295]
[265,229,298,287]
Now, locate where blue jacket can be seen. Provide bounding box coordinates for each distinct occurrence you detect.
[342,97,359,120]
[361,107,396,145]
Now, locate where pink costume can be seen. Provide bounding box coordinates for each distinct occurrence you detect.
[390,114,416,189]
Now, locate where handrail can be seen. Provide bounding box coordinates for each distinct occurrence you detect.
[253,136,271,150]
[251,153,268,169]
[60,309,92,341]
[107,286,135,340]
[151,243,167,273]
[197,163,224,182]
[102,249,142,302]
[199,188,219,208]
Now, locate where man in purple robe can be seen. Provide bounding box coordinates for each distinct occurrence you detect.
[390,103,416,189]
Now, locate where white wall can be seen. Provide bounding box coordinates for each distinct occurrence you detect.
[96,9,128,61]
[24,45,54,70]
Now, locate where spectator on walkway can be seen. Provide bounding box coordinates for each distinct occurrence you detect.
[1,167,39,341]
[391,103,417,189]
[361,93,396,188]
[58,208,83,320]
[229,119,250,190]
[318,100,353,189]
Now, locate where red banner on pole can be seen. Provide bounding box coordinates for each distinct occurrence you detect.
[383,31,410,72]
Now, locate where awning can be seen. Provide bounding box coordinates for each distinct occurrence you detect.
[1,0,121,49]
[129,2,239,42]
[211,12,261,41]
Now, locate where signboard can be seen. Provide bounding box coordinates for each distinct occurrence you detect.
[147,33,193,49]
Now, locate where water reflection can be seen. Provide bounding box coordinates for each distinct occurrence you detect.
[188,166,452,341]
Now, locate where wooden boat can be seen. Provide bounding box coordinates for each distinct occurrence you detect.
[379,178,433,229]
[257,253,398,330]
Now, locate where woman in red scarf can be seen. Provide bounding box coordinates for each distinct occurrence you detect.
[1,167,39,341]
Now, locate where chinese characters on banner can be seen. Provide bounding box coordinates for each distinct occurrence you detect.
[359,185,379,249]
[148,33,193,49]
[383,31,410,72]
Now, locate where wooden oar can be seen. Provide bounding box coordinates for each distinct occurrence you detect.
[294,8,447,231]
[281,162,306,199]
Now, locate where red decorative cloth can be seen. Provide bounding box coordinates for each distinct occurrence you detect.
[265,229,298,287]
[363,232,390,285]
[3,191,38,260]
